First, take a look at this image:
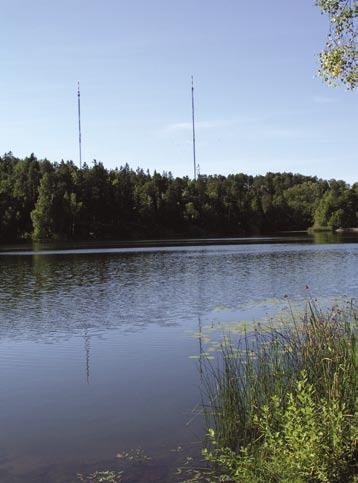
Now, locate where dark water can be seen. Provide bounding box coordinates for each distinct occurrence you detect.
[0,234,357,482]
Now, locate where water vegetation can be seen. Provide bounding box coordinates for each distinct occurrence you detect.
[76,448,152,482]
[77,470,123,482]
[186,301,358,482]
[0,153,357,242]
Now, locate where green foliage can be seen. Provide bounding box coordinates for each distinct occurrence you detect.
[257,376,356,481]
[194,303,358,482]
[285,181,325,228]
[30,172,55,240]
[201,378,357,482]
[0,154,356,241]
[316,0,357,89]
[314,184,358,229]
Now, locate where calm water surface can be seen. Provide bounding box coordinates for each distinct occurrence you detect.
[0,235,357,482]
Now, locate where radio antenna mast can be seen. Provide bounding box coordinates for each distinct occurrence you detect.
[191,76,197,180]
[77,82,82,169]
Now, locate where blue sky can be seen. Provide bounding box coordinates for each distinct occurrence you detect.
[1,0,356,183]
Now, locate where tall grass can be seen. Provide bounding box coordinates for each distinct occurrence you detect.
[196,301,358,482]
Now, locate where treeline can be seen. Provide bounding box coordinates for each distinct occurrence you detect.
[0,152,357,241]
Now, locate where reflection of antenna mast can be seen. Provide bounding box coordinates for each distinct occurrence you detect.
[77,82,82,169]
[198,315,203,377]
[185,314,204,428]
[84,327,90,384]
[191,76,197,180]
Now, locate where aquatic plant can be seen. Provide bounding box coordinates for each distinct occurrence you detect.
[189,301,358,482]
[116,448,151,463]
[77,470,123,482]
[77,448,152,482]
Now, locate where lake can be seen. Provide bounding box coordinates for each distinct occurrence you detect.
[0,234,357,482]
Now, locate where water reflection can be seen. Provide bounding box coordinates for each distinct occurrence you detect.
[0,238,357,482]
[197,315,204,378]
[312,231,344,244]
[83,326,91,385]
[0,231,356,255]
[0,242,357,342]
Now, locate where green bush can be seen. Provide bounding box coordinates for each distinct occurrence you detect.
[192,302,358,482]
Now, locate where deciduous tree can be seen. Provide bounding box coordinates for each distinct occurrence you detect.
[316,0,357,89]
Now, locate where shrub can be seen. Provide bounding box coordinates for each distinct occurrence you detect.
[193,302,358,482]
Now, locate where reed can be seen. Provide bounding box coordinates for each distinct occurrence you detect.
[197,301,358,482]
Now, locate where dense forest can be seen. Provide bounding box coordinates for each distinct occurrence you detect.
[0,152,357,242]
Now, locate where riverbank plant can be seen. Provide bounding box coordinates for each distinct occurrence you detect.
[190,301,358,482]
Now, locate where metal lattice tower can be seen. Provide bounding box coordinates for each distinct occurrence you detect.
[77,82,82,169]
[191,76,197,180]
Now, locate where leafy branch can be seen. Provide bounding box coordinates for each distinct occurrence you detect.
[316,0,357,89]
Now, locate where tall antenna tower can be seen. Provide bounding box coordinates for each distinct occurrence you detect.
[77,81,82,169]
[191,76,197,180]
